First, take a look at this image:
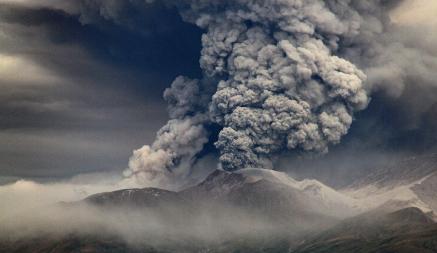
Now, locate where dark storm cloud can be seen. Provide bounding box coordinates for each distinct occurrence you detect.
[0,2,203,180]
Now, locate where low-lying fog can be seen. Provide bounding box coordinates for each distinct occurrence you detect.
[0,174,319,248]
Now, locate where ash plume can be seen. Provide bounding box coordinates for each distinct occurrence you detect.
[123,76,212,187]
[78,0,435,186]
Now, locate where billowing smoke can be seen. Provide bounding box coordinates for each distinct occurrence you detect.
[122,76,216,187]
[78,0,434,186]
[172,0,374,173]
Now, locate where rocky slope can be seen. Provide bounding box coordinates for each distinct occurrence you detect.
[341,153,437,215]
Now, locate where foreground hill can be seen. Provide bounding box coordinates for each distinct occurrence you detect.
[292,207,437,253]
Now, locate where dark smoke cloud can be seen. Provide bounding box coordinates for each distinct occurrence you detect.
[73,0,437,187]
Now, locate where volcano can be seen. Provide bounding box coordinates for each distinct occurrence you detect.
[2,159,437,253]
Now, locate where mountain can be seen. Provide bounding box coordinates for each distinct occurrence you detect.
[78,168,358,233]
[181,169,361,218]
[292,207,437,253]
[341,153,437,215]
[0,169,359,253]
[85,188,182,207]
[2,161,437,253]
[82,169,360,221]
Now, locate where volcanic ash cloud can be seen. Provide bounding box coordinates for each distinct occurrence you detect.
[79,0,406,187]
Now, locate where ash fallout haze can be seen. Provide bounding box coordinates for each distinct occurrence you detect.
[0,1,437,253]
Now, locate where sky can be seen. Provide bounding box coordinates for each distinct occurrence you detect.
[0,0,203,182]
[0,0,436,185]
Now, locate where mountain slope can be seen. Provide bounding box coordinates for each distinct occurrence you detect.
[292,207,437,253]
[348,154,437,190]
[236,169,362,216]
[85,188,182,207]
[341,154,437,214]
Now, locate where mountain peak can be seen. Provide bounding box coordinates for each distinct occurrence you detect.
[180,169,251,199]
